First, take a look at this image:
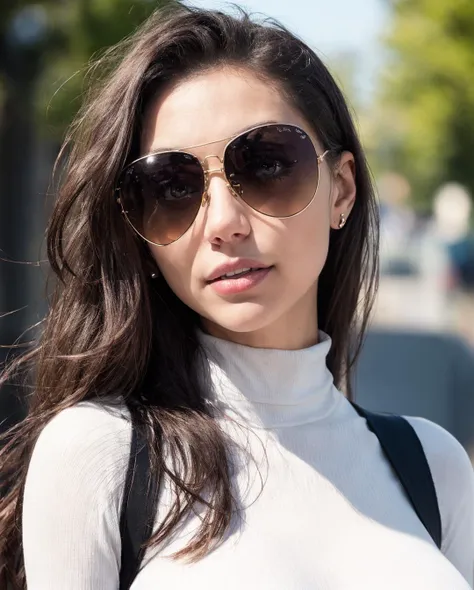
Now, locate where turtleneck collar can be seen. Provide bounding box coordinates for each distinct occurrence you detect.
[198,330,341,429]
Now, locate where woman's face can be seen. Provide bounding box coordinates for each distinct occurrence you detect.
[141,67,356,349]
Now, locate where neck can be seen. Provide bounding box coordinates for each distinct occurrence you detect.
[198,329,340,428]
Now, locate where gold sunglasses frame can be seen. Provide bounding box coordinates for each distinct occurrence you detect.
[116,122,330,247]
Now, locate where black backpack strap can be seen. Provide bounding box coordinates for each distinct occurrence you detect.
[351,402,442,549]
[119,417,158,590]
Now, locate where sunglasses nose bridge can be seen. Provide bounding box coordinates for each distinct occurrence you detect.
[203,153,223,164]
[202,154,235,206]
[203,153,226,177]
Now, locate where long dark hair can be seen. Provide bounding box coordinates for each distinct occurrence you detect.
[0,4,379,587]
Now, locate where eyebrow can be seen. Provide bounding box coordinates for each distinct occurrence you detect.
[148,119,280,153]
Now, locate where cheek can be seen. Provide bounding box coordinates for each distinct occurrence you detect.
[283,196,331,281]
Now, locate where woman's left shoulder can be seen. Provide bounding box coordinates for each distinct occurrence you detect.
[405,415,474,579]
[404,416,474,487]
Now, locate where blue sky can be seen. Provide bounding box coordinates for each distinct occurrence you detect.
[186,0,389,101]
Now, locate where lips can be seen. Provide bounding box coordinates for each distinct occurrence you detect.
[208,266,273,295]
[206,259,271,283]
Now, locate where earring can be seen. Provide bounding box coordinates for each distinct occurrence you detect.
[151,272,158,279]
[338,213,347,229]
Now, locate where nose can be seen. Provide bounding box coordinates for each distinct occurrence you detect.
[202,160,251,246]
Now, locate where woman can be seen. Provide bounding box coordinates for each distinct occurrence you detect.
[0,4,473,589]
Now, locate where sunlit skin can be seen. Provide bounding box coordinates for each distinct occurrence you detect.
[141,67,356,350]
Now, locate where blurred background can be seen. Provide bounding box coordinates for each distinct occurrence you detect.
[1,0,474,460]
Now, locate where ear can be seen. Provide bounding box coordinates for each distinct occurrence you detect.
[329,151,356,230]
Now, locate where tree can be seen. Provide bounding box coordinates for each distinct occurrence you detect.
[376,0,474,209]
[37,0,176,135]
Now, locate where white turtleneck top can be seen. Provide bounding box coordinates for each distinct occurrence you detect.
[23,331,474,589]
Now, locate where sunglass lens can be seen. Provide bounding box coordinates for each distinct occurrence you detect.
[119,152,204,245]
[224,124,319,217]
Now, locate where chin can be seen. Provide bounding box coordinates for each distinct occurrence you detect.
[200,300,281,336]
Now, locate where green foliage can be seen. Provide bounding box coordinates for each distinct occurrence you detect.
[0,1,175,139]
[377,0,474,208]
[38,0,176,137]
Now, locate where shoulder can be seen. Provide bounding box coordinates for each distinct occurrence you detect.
[32,400,132,467]
[405,416,474,562]
[34,399,131,447]
[23,401,133,585]
[404,416,473,489]
[26,400,133,507]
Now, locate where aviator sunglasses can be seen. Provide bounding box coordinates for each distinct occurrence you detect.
[116,123,330,246]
